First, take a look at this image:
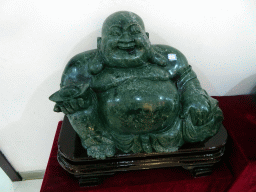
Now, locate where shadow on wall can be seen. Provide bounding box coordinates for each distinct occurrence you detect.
[250,81,256,104]
[224,74,256,96]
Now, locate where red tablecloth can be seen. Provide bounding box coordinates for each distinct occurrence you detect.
[216,96,256,192]
[41,95,256,192]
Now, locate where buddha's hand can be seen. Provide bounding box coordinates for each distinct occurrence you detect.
[52,86,92,114]
[53,97,91,114]
[181,90,212,126]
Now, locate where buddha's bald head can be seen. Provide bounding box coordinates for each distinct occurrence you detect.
[99,11,151,68]
[102,11,145,38]
[89,11,167,73]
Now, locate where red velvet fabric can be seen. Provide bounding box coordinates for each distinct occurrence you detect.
[214,95,256,192]
[41,95,256,192]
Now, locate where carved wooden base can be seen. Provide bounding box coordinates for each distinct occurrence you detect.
[57,116,227,187]
[183,163,217,177]
[75,173,115,187]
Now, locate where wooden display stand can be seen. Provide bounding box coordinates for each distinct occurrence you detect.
[57,116,227,187]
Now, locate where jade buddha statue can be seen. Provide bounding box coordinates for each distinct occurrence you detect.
[50,11,223,159]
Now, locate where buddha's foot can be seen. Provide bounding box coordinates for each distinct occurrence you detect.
[86,144,115,159]
[87,145,116,159]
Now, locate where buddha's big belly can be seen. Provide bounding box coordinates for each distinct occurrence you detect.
[97,79,180,134]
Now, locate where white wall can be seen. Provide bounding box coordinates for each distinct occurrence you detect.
[0,0,255,172]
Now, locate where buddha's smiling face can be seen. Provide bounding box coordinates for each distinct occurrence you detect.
[100,11,151,68]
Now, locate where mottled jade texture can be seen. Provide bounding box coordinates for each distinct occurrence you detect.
[50,11,223,159]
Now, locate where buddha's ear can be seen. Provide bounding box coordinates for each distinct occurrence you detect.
[149,48,168,67]
[89,37,104,75]
[97,37,102,50]
[89,52,104,74]
[146,32,149,38]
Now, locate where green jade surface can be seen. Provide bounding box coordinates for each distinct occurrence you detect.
[50,11,223,159]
